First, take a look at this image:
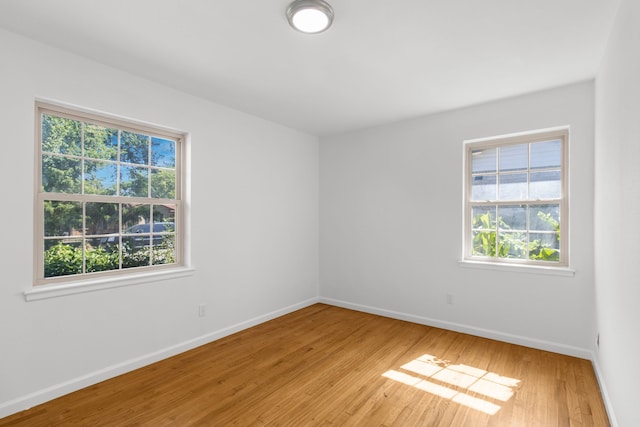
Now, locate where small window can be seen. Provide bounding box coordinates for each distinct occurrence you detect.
[34,102,185,285]
[463,128,569,267]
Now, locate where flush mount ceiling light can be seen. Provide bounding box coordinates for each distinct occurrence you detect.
[286,0,334,34]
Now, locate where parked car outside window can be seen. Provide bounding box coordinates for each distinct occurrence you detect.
[100,222,174,248]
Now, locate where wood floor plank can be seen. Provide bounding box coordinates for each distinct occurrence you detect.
[0,304,610,426]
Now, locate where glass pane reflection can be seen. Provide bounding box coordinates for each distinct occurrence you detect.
[471,175,496,201]
[84,124,118,161]
[120,165,149,197]
[530,140,561,170]
[44,201,82,237]
[151,137,176,168]
[84,160,117,195]
[499,144,527,172]
[471,148,496,173]
[151,169,176,199]
[121,131,149,165]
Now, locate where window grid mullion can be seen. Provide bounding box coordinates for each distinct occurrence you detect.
[464,128,567,266]
[35,102,184,286]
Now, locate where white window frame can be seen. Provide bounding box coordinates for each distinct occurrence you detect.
[461,127,571,273]
[29,101,193,299]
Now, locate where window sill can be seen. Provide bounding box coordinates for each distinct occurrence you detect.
[458,260,575,277]
[24,266,196,301]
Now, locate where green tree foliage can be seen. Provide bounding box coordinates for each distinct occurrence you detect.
[44,243,82,277]
[123,204,152,227]
[42,115,82,155]
[86,247,119,273]
[41,113,178,279]
[472,213,526,258]
[85,202,119,235]
[44,201,82,236]
[84,124,118,160]
[120,131,148,164]
[472,211,559,261]
[151,169,176,199]
[120,166,148,197]
[42,155,81,193]
[44,238,176,278]
[528,212,560,261]
[42,115,119,194]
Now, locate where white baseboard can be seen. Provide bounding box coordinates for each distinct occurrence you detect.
[590,354,619,427]
[319,297,592,359]
[0,297,319,419]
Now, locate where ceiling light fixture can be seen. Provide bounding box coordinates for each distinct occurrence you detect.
[286,0,334,34]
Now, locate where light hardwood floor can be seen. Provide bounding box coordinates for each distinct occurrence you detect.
[0,304,609,426]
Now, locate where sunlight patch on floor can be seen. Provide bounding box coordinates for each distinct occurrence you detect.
[382,354,520,415]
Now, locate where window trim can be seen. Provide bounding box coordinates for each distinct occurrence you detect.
[461,126,570,270]
[24,266,196,301]
[32,100,189,290]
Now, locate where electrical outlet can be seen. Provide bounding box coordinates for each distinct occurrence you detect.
[198,304,206,317]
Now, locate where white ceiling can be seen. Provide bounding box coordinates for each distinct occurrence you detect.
[0,0,620,136]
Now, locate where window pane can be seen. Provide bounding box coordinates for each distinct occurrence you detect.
[498,232,527,259]
[498,173,527,200]
[124,223,147,234]
[152,235,175,266]
[471,148,496,173]
[498,205,526,230]
[42,155,82,193]
[37,105,183,284]
[530,204,560,231]
[85,244,119,273]
[122,245,151,269]
[42,114,82,155]
[471,175,496,201]
[472,230,496,257]
[472,206,496,256]
[466,131,565,266]
[153,204,175,224]
[151,169,176,199]
[84,124,118,161]
[499,144,527,172]
[120,131,149,165]
[44,239,83,277]
[472,206,496,230]
[84,160,117,195]
[530,171,561,199]
[85,202,119,235]
[529,233,560,261]
[123,222,152,249]
[530,139,561,170]
[151,137,176,168]
[96,234,119,248]
[44,201,82,237]
[123,203,151,230]
[120,165,149,197]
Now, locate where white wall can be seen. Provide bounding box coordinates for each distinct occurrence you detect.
[320,82,596,355]
[594,0,640,425]
[0,29,319,416]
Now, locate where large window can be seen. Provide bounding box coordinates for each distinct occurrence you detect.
[463,128,568,267]
[34,102,184,286]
